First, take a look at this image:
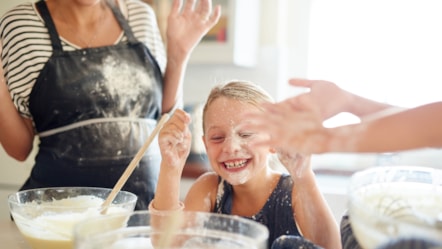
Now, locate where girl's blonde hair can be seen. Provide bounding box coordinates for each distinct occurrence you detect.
[202,80,274,132]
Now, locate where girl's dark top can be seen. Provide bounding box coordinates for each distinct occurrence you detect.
[213,174,301,248]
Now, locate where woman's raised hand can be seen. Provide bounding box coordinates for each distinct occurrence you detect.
[166,0,221,60]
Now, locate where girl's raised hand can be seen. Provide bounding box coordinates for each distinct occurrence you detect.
[158,109,192,170]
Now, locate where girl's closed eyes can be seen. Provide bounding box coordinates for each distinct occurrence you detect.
[208,131,256,143]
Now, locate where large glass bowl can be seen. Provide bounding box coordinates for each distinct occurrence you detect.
[73,210,269,249]
[348,166,442,249]
[8,186,137,249]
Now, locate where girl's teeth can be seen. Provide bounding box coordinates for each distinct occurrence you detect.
[225,160,247,169]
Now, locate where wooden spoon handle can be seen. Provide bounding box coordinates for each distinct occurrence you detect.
[101,114,170,214]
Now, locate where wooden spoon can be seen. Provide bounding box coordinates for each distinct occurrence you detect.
[101,114,170,214]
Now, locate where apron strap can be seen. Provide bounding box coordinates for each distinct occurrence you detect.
[108,0,138,44]
[35,0,63,54]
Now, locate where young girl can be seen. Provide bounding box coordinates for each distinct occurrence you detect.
[151,80,341,249]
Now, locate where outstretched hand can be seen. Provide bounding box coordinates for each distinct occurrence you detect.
[242,91,328,155]
[240,78,353,154]
[289,78,353,120]
[166,0,222,60]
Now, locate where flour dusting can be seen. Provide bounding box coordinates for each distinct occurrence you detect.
[97,55,154,117]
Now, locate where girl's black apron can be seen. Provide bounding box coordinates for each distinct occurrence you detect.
[23,0,163,210]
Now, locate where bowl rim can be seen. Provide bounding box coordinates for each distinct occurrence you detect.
[8,186,138,207]
[350,165,440,178]
[73,210,270,246]
[349,165,441,191]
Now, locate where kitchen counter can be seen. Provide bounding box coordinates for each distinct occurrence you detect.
[0,220,30,249]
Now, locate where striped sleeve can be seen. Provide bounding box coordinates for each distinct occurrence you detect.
[0,3,52,118]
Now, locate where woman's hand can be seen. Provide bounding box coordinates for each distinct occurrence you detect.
[166,0,222,61]
[242,94,329,155]
[289,78,354,120]
[158,109,192,170]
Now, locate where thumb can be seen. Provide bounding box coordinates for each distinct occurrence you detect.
[288,78,312,88]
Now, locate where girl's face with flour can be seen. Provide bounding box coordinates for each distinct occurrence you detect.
[202,81,274,186]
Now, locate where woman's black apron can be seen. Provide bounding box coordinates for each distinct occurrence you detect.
[23,0,164,210]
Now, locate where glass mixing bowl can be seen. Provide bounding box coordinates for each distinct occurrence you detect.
[8,186,137,249]
[348,166,442,249]
[73,210,269,249]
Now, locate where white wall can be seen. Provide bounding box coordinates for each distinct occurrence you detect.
[0,0,30,16]
[183,0,295,105]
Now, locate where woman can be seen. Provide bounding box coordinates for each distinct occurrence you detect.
[0,0,221,209]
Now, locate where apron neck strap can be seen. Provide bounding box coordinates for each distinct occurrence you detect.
[108,0,138,44]
[36,0,63,53]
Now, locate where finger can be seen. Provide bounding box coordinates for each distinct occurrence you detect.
[240,112,270,129]
[247,133,273,149]
[182,0,196,14]
[161,123,187,145]
[207,5,222,24]
[173,109,191,125]
[167,122,186,137]
[259,103,282,116]
[285,93,311,110]
[243,114,284,143]
[183,127,192,141]
[260,101,297,125]
[172,129,186,144]
[249,108,286,132]
[161,110,190,138]
[169,0,183,17]
[195,0,212,19]
[288,78,312,88]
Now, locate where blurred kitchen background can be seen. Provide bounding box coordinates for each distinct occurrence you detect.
[1,0,441,220]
